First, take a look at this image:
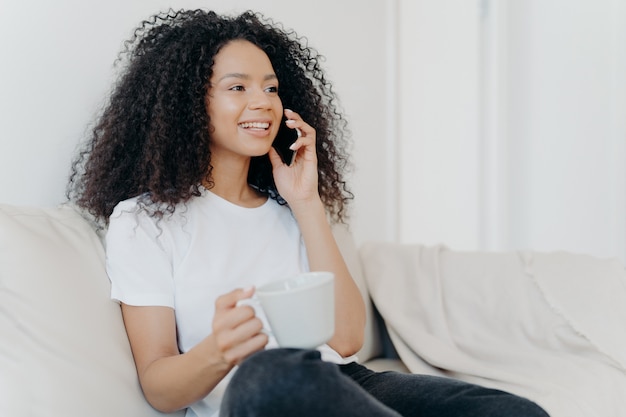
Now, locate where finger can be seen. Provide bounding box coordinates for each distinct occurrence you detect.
[213,302,256,333]
[215,315,264,351]
[284,109,315,139]
[268,146,286,168]
[284,123,313,142]
[215,286,255,311]
[215,315,268,365]
[288,131,314,150]
[286,132,316,164]
[284,108,300,119]
[222,333,269,365]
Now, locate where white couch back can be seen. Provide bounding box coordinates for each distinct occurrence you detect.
[0,204,183,416]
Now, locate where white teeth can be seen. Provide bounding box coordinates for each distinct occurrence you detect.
[239,122,270,129]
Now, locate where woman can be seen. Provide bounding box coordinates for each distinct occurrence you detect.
[68,9,549,417]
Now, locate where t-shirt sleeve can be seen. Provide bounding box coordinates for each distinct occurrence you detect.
[105,201,175,308]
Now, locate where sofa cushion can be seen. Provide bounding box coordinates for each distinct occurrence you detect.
[0,204,182,417]
[360,242,626,417]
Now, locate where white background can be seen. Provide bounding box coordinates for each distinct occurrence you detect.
[396,0,626,263]
[1,0,625,263]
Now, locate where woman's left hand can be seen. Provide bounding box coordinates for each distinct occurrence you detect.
[268,109,320,207]
[269,110,366,357]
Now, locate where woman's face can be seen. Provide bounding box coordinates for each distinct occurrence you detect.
[206,40,284,164]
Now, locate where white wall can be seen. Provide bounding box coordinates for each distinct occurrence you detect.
[397,0,626,263]
[0,0,392,246]
[504,0,626,261]
[397,0,482,249]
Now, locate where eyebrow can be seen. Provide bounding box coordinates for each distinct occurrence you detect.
[217,73,278,82]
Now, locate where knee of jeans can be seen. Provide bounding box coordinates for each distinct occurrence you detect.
[222,348,329,413]
[230,348,324,391]
[240,348,320,372]
[499,393,550,417]
[520,400,550,417]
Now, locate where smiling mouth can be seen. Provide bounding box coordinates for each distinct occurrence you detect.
[238,122,270,130]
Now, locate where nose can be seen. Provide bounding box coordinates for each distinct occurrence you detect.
[248,88,272,110]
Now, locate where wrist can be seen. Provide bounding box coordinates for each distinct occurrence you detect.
[289,196,325,220]
[195,334,233,374]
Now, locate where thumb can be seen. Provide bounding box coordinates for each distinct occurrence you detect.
[268,146,286,168]
[216,286,255,310]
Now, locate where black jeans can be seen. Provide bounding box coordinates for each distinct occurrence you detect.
[219,349,549,417]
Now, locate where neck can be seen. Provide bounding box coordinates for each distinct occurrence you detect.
[204,156,267,208]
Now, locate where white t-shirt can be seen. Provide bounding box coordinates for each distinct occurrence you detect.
[105,190,347,417]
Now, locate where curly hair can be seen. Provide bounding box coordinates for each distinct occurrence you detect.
[68,9,352,224]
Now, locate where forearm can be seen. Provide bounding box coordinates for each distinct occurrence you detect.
[291,198,366,356]
[138,335,231,413]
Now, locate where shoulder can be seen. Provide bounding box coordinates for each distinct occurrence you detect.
[109,194,199,227]
[110,195,142,218]
[107,195,192,247]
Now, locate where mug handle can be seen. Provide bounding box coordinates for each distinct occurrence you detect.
[236,296,274,338]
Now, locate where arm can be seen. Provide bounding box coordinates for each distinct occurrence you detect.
[121,287,267,413]
[291,199,365,356]
[269,109,365,357]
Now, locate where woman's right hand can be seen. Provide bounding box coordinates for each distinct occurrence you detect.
[120,288,268,413]
[212,287,268,366]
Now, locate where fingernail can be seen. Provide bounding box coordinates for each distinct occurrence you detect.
[289,143,297,150]
[285,119,296,124]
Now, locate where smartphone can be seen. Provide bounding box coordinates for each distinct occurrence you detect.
[272,116,300,166]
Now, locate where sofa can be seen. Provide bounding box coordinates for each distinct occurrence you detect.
[1,203,625,417]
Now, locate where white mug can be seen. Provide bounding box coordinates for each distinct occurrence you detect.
[256,271,335,349]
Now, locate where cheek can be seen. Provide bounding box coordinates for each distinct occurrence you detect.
[207,95,242,118]
[222,97,244,113]
[276,97,285,113]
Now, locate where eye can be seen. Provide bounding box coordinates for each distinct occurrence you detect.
[265,86,278,93]
[229,85,245,92]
